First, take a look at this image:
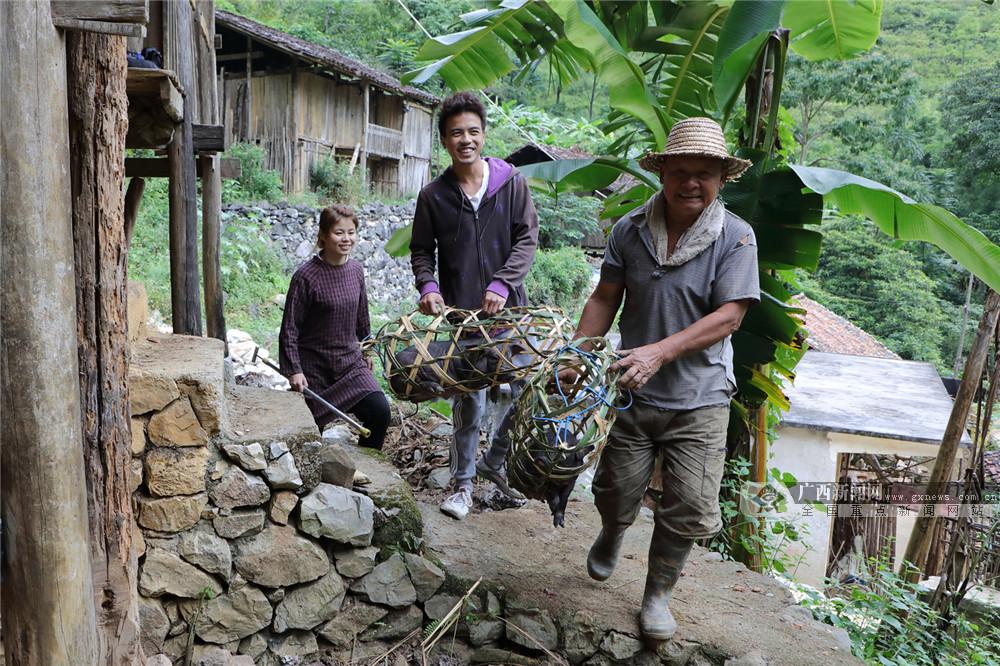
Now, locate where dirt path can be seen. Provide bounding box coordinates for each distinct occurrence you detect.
[418,497,859,665]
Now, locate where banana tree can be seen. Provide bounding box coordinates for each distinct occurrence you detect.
[396,0,1000,409]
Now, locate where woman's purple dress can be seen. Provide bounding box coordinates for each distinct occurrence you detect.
[279,256,380,427]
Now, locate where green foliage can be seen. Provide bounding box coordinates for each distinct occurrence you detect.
[377,37,418,77]
[308,155,366,206]
[524,247,593,318]
[798,557,1000,665]
[128,178,290,357]
[706,455,810,577]
[534,194,601,250]
[225,142,284,203]
[798,216,949,367]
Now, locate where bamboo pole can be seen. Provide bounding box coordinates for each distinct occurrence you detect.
[1,2,99,661]
[901,289,1000,581]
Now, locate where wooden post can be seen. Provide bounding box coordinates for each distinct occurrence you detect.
[202,155,226,343]
[901,289,1000,580]
[67,29,144,664]
[245,35,253,141]
[361,81,370,189]
[165,0,202,334]
[1,2,99,662]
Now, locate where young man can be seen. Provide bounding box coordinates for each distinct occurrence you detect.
[410,91,539,520]
[572,117,759,640]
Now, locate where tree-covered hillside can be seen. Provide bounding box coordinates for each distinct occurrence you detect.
[220,0,999,373]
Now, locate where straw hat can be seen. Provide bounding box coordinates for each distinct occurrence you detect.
[638,117,752,181]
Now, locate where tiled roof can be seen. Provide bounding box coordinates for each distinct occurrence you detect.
[792,294,899,359]
[216,11,440,106]
[985,450,1000,484]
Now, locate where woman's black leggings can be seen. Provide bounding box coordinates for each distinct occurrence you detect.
[350,391,391,450]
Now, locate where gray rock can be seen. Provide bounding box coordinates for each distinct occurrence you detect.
[273,570,347,632]
[232,525,329,588]
[334,545,379,578]
[289,440,323,491]
[213,509,265,539]
[467,591,503,647]
[725,652,769,666]
[470,647,542,665]
[223,443,267,471]
[209,466,270,510]
[321,424,355,447]
[145,656,172,666]
[559,609,603,664]
[139,596,170,656]
[403,553,445,602]
[505,599,558,652]
[270,630,319,660]
[423,593,461,622]
[317,599,389,648]
[139,548,222,599]
[190,585,273,644]
[426,467,452,491]
[361,604,423,641]
[599,631,642,661]
[318,443,356,488]
[268,441,288,459]
[656,640,700,665]
[350,553,417,608]
[238,631,269,660]
[295,239,314,258]
[264,448,303,490]
[298,482,374,546]
[179,522,232,580]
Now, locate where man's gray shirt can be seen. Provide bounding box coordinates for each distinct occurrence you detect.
[601,199,760,410]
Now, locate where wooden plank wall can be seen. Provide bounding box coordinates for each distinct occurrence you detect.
[400,104,433,195]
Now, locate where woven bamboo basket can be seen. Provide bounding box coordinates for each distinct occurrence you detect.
[506,338,625,500]
[366,306,572,402]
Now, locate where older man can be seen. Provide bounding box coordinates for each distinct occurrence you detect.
[572,117,759,640]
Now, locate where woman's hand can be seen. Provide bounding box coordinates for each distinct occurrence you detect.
[289,373,308,392]
[364,355,374,371]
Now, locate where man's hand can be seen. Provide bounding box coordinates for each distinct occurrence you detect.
[289,373,308,393]
[481,289,506,316]
[611,342,672,391]
[419,291,445,315]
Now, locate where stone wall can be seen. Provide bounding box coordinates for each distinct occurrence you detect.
[221,201,417,310]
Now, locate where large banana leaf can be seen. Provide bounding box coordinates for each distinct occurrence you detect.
[402,0,588,88]
[517,156,659,195]
[550,0,669,148]
[712,0,784,120]
[791,166,1000,293]
[783,0,883,61]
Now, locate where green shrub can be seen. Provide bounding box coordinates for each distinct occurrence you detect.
[535,193,602,250]
[225,142,284,203]
[309,154,367,206]
[799,555,1000,664]
[525,247,593,318]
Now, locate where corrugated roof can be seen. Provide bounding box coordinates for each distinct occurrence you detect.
[793,294,899,359]
[216,10,440,106]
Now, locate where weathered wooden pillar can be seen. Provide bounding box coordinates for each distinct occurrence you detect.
[165,0,203,335]
[202,154,226,342]
[361,81,370,189]
[67,29,144,665]
[0,2,99,663]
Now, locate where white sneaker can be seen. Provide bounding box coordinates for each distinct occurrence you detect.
[440,488,473,520]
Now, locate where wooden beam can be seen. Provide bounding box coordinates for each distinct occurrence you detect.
[125,157,241,178]
[165,0,203,335]
[361,81,369,188]
[901,290,1000,581]
[216,50,264,63]
[193,123,226,152]
[51,0,148,24]
[52,17,146,39]
[245,36,253,141]
[201,155,227,344]
[1,2,100,662]
[127,68,184,122]
[124,177,146,246]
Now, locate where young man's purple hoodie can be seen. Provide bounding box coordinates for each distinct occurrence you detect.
[410,157,539,310]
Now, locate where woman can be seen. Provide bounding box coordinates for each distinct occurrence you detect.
[279,204,390,449]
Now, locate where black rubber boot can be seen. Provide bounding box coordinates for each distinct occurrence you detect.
[639,526,694,641]
[587,527,626,581]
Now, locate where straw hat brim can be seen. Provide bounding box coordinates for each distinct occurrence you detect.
[638,150,752,181]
